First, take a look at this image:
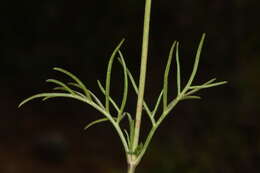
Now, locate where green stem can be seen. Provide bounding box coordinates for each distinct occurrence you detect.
[127,163,137,173]
[132,0,152,156]
[135,97,181,165]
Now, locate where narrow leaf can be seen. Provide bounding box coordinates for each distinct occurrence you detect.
[124,129,130,146]
[182,33,206,93]
[18,93,106,115]
[181,95,201,101]
[97,80,120,112]
[53,67,91,100]
[87,90,105,109]
[126,113,135,150]
[186,78,225,96]
[105,39,125,113]
[68,82,81,89]
[189,81,228,89]
[163,41,177,110]
[152,89,164,118]
[118,50,128,119]
[84,118,110,130]
[46,79,74,94]
[176,42,181,95]
[117,58,154,123]
[19,93,87,108]
[53,86,67,91]
[53,86,89,99]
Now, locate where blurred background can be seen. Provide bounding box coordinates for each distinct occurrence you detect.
[1,0,259,172]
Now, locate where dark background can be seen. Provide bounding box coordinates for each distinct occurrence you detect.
[1,0,259,173]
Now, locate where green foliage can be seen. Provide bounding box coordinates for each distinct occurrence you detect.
[19,33,227,167]
[19,1,227,172]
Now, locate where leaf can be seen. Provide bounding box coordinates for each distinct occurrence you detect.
[68,82,81,89]
[87,90,105,109]
[84,118,110,130]
[126,113,135,150]
[19,93,87,108]
[163,41,177,110]
[176,42,181,95]
[105,39,125,113]
[53,67,92,100]
[182,33,206,93]
[181,95,201,101]
[46,79,74,94]
[117,50,128,120]
[118,58,153,121]
[186,78,227,96]
[189,81,228,89]
[135,142,144,155]
[124,129,130,146]
[151,89,163,119]
[97,80,120,112]
[19,92,103,113]
[128,142,143,155]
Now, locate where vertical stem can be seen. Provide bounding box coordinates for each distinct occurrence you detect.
[132,0,152,154]
[128,163,137,173]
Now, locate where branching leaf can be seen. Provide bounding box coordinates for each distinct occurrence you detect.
[18,92,110,120]
[53,67,92,100]
[46,79,75,94]
[189,81,228,89]
[52,85,88,100]
[118,58,153,121]
[97,80,120,113]
[19,93,87,108]
[87,90,105,109]
[151,89,163,119]
[186,79,227,96]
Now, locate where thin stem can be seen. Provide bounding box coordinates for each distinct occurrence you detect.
[127,164,137,173]
[132,0,152,155]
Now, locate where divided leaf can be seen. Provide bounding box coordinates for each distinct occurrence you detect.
[53,67,92,100]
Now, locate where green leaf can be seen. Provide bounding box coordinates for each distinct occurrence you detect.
[189,81,228,89]
[117,51,128,120]
[176,42,181,95]
[128,142,143,155]
[118,58,153,120]
[53,67,92,100]
[126,113,135,151]
[163,41,177,110]
[68,82,81,89]
[46,79,74,94]
[182,33,206,93]
[135,142,144,155]
[19,93,88,108]
[87,90,105,109]
[124,129,130,146]
[105,39,125,113]
[186,78,227,96]
[151,89,163,119]
[84,118,110,130]
[53,86,67,91]
[181,95,201,100]
[97,80,120,113]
